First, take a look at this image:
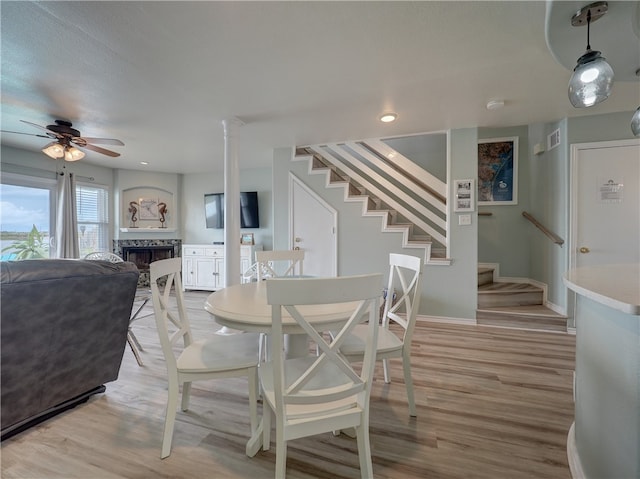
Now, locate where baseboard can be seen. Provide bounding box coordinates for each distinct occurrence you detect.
[567,422,586,479]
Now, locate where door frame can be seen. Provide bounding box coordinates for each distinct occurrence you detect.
[569,138,640,270]
[288,173,338,276]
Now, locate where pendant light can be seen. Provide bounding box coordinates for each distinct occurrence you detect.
[568,2,614,108]
[631,107,640,137]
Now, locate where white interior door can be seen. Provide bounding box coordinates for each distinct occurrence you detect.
[570,139,640,269]
[290,174,337,277]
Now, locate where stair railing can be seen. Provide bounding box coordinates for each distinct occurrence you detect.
[522,211,564,246]
[304,141,447,248]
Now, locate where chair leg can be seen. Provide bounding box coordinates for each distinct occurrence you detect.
[248,367,258,433]
[275,421,287,479]
[355,422,373,479]
[402,354,416,417]
[161,380,179,459]
[383,358,391,383]
[262,404,271,451]
[181,382,192,411]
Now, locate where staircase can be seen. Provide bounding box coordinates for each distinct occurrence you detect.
[476,267,567,332]
[294,144,450,265]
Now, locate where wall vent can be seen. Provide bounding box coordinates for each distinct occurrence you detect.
[547,129,561,151]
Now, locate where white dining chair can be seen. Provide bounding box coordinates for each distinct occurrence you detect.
[85,251,147,366]
[260,273,382,479]
[255,249,306,360]
[255,249,305,280]
[149,257,260,458]
[336,253,424,416]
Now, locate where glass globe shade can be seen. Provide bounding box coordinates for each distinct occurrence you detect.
[568,50,614,108]
[631,107,640,137]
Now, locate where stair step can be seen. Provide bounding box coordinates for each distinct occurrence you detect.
[477,267,494,286]
[477,282,543,308]
[476,305,567,332]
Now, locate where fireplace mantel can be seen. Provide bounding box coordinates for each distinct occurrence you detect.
[120,228,177,233]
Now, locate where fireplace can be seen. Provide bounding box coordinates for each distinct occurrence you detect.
[114,239,182,287]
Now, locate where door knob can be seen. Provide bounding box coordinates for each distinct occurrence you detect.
[579,246,590,254]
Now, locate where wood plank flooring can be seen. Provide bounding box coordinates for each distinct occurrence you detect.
[1,290,576,479]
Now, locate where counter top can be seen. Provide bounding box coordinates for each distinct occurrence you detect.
[563,263,640,315]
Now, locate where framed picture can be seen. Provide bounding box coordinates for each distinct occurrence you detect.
[454,179,475,212]
[240,233,255,245]
[478,137,518,205]
[138,197,159,219]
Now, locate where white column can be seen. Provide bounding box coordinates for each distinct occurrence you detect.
[222,118,243,288]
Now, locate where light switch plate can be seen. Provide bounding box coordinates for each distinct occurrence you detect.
[458,214,472,226]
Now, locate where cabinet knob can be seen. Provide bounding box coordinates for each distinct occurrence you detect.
[579,246,590,254]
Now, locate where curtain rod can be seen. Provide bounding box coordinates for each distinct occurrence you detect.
[2,162,94,182]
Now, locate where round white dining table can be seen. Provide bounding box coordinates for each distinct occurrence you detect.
[204,280,359,357]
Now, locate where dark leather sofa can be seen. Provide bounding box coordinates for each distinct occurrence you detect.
[1,258,139,439]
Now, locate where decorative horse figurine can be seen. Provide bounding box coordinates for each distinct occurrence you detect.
[158,202,168,228]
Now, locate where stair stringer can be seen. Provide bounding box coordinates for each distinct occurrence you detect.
[293,152,449,265]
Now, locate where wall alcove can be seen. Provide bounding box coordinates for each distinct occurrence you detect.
[121,186,176,232]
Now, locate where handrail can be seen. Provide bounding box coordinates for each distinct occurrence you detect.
[522,211,564,246]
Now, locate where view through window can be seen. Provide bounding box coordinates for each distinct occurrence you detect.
[1,175,110,259]
[0,177,55,259]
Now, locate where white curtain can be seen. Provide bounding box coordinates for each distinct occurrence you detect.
[56,171,79,258]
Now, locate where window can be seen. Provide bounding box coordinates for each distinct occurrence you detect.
[0,173,56,259]
[76,183,110,257]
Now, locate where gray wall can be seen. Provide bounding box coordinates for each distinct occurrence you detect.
[477,125,531,278]
[180,167,273,249]
[273,127,479,319]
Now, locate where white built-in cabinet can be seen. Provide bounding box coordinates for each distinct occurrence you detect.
[182,244,262,291]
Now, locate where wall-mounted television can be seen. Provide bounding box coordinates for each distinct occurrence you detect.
[204,191,260,229]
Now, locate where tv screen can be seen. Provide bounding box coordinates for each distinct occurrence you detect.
[205,191,259,229]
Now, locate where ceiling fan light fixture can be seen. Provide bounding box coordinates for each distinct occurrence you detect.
[65,146,85,162]
[568,2,614,108]
[42,142,65,159]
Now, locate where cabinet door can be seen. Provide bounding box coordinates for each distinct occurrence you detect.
[195,258,217,289]
[213,256,225,289]
[183,257,195,288]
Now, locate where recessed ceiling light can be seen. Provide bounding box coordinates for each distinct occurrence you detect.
[486,100,505,110]
[379,113,397,123]
[140,161,149,165]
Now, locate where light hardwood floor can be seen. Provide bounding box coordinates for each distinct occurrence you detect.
[1,290,576,479]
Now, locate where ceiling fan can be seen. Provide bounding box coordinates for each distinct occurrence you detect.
[2,119,124,161]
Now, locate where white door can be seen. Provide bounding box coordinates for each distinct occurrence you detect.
[570,139,640,269]
[290,174,337,277]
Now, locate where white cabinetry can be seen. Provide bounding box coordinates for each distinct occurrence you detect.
[182,244,262,291]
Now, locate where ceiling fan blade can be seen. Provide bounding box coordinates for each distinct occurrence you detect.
[79,137,124,146]
[78,142,121,157]
[20,119,63,139]
[0,129,50,139]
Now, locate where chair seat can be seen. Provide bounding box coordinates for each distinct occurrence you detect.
[260,357,362,420]
[337,324,403,357]
[177,333,260,373]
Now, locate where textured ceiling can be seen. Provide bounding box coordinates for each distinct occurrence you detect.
[1,1,638,174]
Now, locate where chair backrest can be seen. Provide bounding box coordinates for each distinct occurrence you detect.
[84,251,123,263]
[149,257,193,372]
[266,273,381,415]
[255,249,304,280]
[382,253,424,342]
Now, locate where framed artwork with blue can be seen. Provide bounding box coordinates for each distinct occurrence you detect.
[477,137,518,205]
